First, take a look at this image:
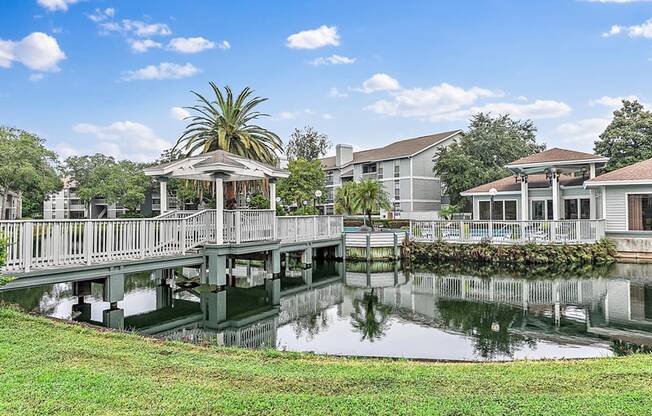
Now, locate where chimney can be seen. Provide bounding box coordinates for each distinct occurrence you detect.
[335,144,353,167]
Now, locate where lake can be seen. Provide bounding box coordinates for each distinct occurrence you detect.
[2,260,652,361]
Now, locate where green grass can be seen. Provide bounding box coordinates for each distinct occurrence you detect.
[2,307,652,415]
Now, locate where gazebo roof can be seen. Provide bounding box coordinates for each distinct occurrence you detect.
[585,157,652,186]
[143,150,289,182]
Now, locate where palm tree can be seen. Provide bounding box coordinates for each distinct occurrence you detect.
[175,82,283,165]
[334,181,358,215]
[353,179,391,229]
[350,289,392,342]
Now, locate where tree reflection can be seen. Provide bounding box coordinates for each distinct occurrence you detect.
[437,299,534,359]
[292,311,330,341]
[350,289,392,342]
[612,339,652,356]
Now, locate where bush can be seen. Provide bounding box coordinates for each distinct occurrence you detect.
[248,193,270,209]
[294,205,319,216]
[404,238,617,267]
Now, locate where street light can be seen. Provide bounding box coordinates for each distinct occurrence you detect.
[314,190,323,214]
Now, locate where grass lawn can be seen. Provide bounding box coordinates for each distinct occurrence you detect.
[1,307,652,415]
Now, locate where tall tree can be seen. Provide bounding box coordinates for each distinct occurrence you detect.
[64,155,152,215]
[0,127,62,219]
[594,100,652,171]
[175,82,283,165]
[286,126,331,161]
[353,179,391,229]
[434,113,544,206]
[277,159,326,209]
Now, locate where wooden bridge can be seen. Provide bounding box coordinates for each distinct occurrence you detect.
[0,210,343,275]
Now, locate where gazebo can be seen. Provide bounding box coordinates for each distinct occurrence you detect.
[144,150,289,244]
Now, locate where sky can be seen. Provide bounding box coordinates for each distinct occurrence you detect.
[1,0,652,162]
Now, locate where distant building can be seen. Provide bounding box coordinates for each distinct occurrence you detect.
[43,178,177,219]
[318,130,462,219]
[1,190,22,220]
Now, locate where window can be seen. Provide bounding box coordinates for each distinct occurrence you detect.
[326,171,333,185]
[628,194,652,231]
[532,200,554,220]
[378,165,383,179]
[394,160,400,178]
[564,198,591,220]
[362,163,377,174]
[394,180,400,200]
[479,200,516,221]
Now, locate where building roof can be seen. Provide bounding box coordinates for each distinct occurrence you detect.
[585,157,652,186]
[143,149,288,182]
[461,173,585,195]
[506,148,607,168]
[320,130,462,169]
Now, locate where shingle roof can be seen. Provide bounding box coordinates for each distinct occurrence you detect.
[462,174,585,194]
[507,148,605,167]
[586,157,652,183]
[320,130,461,169]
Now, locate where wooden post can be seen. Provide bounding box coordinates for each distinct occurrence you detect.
[23,222,32,273]
[181,218,187,254]
[294,217,299,242]
[235,210,241,244]
[214,175,224,245]
[366,233,371,261]
[139,220,146,258]
[313,216,317,241]
[85,220,93,265]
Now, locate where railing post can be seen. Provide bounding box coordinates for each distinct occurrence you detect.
[85,220,93,265]
[273,214,277,240]
[107,222,114,260]
[576,220,582,242]
[459,220,464,242]
[23,222,33,273]
[235,210,241,244]
[180,218,187,254]
[139,220,146,258]
[313,216,318,241]
[295,217,299,242]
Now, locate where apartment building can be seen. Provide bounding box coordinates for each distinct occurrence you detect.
[319,130,462,219]
[1,190,22,220]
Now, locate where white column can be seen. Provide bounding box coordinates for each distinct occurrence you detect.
[269,180,276,211]
[159,178,168,213]
[520,176,529,220]
[589,163,596,179]
[215,175,224,245]
[589,188,597,220]
[551,169,559,221]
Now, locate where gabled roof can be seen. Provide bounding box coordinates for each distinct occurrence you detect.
[320,130,461,170]
[585,157,652,186]
[506,148,607,168]
[461,174,585,195]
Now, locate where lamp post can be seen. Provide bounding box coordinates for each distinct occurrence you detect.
[489,187,497,239]
[314,190,323,215]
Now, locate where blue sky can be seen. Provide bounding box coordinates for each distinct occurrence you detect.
[1,0,652,162]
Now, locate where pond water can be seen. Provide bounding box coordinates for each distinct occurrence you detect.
[3,260,652,361]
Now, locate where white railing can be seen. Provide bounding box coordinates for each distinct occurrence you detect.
[409,219,606,244]
[276,215,343,243]
[0,211,344,273]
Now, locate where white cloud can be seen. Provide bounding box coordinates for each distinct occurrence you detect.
[0,32,66,71]
[170,106,191,120]
[277,111,296,120]
[29,73,45,81]
[218,40,230,50]
[470,100,571,120]
[603,18,652,38]
[53,143,80,158]
[365,79,568,122]
[322,113,334,120]
[72,121,171,162]
[359,73,400,93]
[589,95,639,108]
[286,25,340,49]
[37,0,79,12]
[328,87,348,98]
[554,118,610,149]
[167,37,215,54]
[88,8,115,23]
[129,39,162,53]
[366,82,500,120]
[99,20,172,37]
[121,62,200,81]
[310,54,356,66]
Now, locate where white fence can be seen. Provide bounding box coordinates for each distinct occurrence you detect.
[409,219,606,244]
[276,216,343,243]
[0,211,343,273]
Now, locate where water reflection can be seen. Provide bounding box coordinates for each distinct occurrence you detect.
[3,260,652,361]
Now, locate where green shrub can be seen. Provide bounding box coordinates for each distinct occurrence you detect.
[0,231,11,287]
[404,238,617,267]
[248,193,270,209]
